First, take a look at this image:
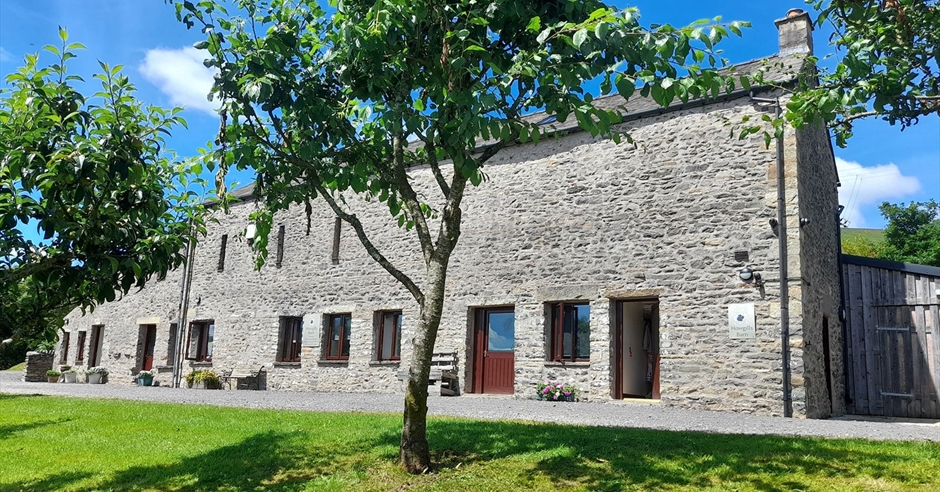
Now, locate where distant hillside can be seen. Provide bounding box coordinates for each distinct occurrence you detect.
[841,228,885,245]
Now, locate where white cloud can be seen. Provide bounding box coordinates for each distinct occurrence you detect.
[0,46,13,63]
[139,47,219,115]
[836,157,921,228]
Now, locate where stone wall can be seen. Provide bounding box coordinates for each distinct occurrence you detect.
[23,351,53,382]
[795,121,845,417]
[61,91,843,417]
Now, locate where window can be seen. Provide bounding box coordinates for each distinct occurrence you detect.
[186,321,215,362]
[89,325,104,367]
[167,323,178,367]
[76,331,87,362]
[549,302,590,362]
[325,314,351,360]
[218,235,228,272]
[279,317,303,362]
[60,332,70,363]
[275,224,285,268]
[375,311,402,361]
[331,217,341,264]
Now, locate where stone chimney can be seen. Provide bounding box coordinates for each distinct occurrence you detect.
[774,8,814,56]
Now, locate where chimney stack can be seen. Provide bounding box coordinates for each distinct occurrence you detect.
[775,8,814,56]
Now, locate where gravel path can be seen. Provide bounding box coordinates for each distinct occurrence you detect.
[2,371,937,442]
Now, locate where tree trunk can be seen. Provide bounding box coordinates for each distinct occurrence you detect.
[400,258,448,473]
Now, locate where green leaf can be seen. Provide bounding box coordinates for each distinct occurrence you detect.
[527,16,541,32]
[573,29,588,49]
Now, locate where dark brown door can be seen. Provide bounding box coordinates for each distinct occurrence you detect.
[89,325,103,367]
[142,325,157,371]
[473,308,515,394]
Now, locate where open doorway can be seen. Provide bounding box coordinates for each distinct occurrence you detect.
[613,299,659,399]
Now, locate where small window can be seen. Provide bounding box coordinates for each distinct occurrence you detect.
[325,314,351,360]
[60,332,70,363]
[275,224,285,268]
[218,235,228,272]
[76,331,87,362]
[278,317,303,362]
[186,321,215,362]
[549,302,590,362]
[375,311,402,361]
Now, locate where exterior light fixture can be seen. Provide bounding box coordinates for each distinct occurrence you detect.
[739,268,762,284]
[768,218,779,236]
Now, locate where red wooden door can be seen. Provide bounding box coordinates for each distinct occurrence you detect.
[474,308,515,394]
[142,325,157,371]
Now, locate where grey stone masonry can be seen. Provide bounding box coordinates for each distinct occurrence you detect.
[24,351,53,382]
[60,12,843,418]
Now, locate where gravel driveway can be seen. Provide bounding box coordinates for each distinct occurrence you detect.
[2,370,937,442]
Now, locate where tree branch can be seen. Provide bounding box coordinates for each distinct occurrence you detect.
[391,134,436,267]
[310,179,425,305]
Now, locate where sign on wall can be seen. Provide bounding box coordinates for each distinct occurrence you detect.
[728,303,756,339]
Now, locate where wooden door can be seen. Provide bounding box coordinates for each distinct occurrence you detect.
[473,308,515,394]
[89,325,103,367]
[142,325,157,371]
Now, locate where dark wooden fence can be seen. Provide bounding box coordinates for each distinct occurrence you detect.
[842,255,940,418]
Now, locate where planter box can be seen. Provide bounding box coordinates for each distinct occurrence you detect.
[63,373,77,383]
[47,376,60,383]
[87,373,103,384]
[137,375,154,387]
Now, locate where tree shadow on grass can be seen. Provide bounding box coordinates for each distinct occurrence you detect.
[0,471,92,492]
[79,431,325,492]
[400,419,939,491]
[0,417,73,440]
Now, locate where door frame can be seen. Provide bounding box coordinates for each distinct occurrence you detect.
[471,306,515,394]
[612,298,660,399]
[141,324,157,371]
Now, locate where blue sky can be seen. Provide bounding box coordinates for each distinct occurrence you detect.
[2,0,938,232]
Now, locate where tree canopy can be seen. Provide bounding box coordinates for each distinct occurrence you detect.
[879,200,940,267]
[0,30,206,346]
[784,0,940,146]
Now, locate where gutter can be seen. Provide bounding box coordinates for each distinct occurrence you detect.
[750,94,793,418]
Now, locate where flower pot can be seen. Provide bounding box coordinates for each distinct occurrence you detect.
[47,376,60,383]
[63,373,77,383]
[138,375,154,387]
[87,373,102,384]
[193,381,206,390]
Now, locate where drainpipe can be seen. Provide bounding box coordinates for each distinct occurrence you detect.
[173,222,197,389]
[750,94,793,418]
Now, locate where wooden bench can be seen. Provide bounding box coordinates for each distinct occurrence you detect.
[429,352,459,396]
[220,365,265,390]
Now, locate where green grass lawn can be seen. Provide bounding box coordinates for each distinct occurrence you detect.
[1,395,938,491]
[3,362,25,372]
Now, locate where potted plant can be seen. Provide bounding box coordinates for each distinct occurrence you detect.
[85,366,108,384]
[536,381,579,402]
[62,369,78,383]
[46,370,61,383]
[186,369,220,389]
[136,370,155,387]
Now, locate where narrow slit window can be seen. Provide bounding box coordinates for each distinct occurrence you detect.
[218,235,228,272]
[276,224,285,268]
[331,217,341,264]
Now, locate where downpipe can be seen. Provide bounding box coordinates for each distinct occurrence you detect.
[751,94,793,418]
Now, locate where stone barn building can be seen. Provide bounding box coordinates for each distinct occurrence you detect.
[59,11,845,418]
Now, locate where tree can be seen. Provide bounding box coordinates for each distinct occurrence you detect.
[0,30,206,342]
[783,0,940,146]
[879,200,940,266]
[174,0,746,472]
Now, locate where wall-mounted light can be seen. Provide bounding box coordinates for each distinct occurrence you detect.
[799,217,811,228]
[739,267,763,284]
[245,224,257,246]
[769,218,779,237]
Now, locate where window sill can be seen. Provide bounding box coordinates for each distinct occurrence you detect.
[273,361,301,368]
[544,361,591,368]
[189,361,213,367]
[369,360,401,367]
[317,359,349,366]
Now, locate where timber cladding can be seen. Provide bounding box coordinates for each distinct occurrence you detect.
[842,255,940,418]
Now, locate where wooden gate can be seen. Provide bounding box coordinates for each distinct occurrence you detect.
[842,255,940,418]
